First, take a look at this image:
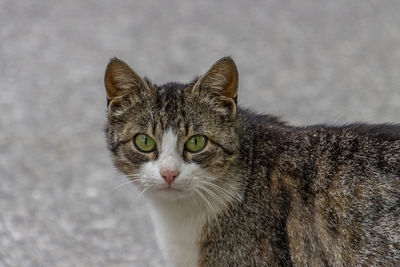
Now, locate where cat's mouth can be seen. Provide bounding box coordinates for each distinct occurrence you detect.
[149,183,195,200]
[158,185,183,192]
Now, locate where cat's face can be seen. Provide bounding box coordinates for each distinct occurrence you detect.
[105,57,240,202]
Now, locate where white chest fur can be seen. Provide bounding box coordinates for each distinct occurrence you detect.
[149,199,208,267]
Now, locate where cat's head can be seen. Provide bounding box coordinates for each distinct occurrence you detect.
[105,57,241,203]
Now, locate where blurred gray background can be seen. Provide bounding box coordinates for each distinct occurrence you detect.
[1,0,399,266]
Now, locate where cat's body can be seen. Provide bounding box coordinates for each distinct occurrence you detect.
[104,57,400,266]
[200,114,400,266]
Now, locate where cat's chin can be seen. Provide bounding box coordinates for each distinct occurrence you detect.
[146,187,196,201]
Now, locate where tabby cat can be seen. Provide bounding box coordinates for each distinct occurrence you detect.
[104,57,400,266]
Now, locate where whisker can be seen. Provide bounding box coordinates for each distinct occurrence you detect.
[112,179,135,191]
[199,179,248,215]
[195,187,219,226]
[198,183,233,231]
[200,180,243,224]
[200,179,242,204]
[201,176,243,196]
[199,183,229,210]
[132,187,148,203]
[111,173,150,192]
[126,173,143,178]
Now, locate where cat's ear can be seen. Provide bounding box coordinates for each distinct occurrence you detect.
[190,57,239,116]
[194,57,238,101]
[104,58,150,108]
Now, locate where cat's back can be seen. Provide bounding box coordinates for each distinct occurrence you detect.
[347,123,400,140]
[246,112,400,176]
[303,122,400,177]
[222,113,400,266]
[307,122,400,142]
[300,123,400,265]
[270,122,400,265]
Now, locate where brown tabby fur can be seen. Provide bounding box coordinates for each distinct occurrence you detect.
[104,57,400,266]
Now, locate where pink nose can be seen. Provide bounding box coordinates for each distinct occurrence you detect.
[160,169,179,185]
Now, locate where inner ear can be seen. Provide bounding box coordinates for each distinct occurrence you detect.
[104,58,149,107]
[193,57,239,103]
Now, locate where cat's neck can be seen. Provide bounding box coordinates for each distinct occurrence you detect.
[237,109,311,190]
[146,196,211,267]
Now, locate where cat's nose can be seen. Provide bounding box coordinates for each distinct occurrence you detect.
[160,169,179,185]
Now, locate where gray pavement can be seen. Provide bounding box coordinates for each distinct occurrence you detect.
[1,0,399,266]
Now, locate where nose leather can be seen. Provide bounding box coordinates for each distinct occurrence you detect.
[160,169,179,185]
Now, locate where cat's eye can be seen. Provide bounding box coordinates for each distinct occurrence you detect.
[134,134,156,152]
[184,135,207,153]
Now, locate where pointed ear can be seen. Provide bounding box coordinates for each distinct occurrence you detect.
[193,57,239,103]
[104,58,149,107]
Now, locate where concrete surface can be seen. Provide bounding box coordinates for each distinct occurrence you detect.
[1,0,399,266]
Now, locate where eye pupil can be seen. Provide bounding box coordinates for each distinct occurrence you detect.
[194,137,197,146]
[144,136,148,145]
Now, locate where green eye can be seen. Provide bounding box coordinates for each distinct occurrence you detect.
[185,135,207,153]
[134,134,156,152]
